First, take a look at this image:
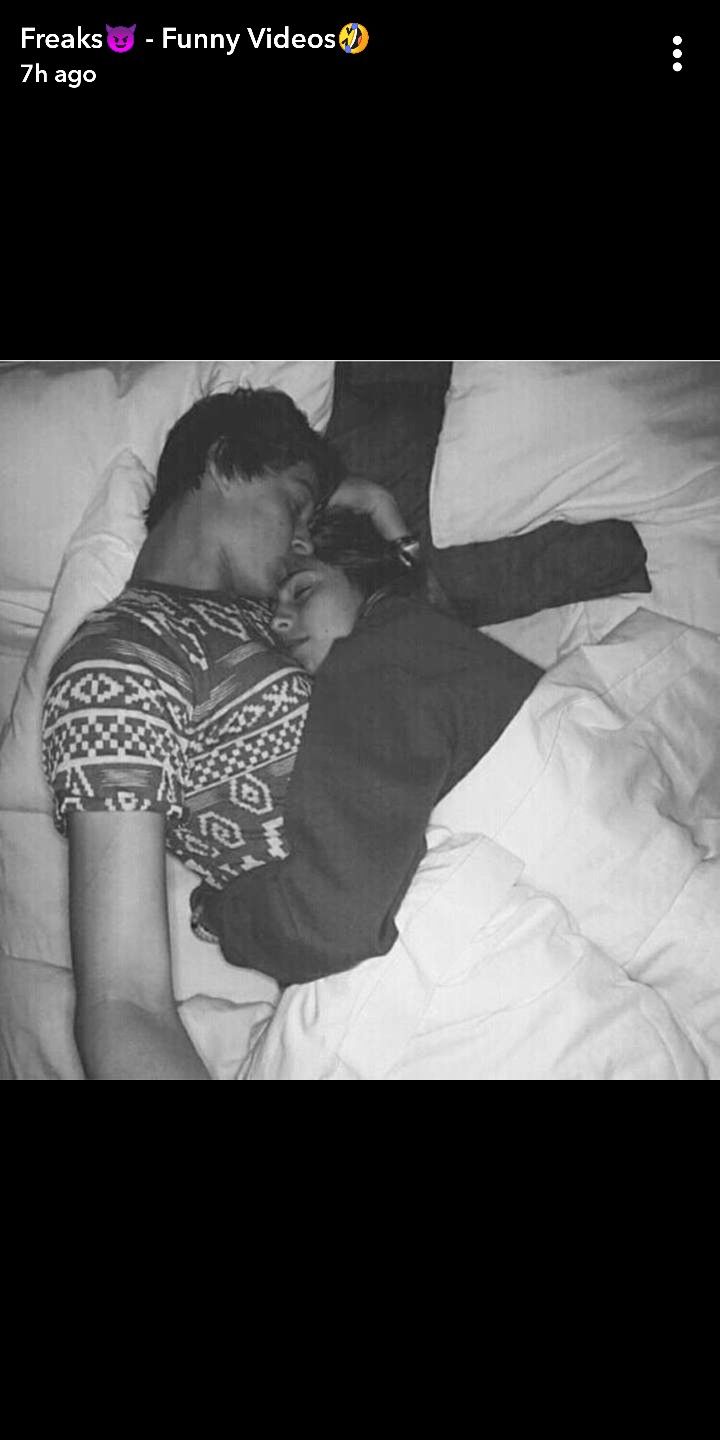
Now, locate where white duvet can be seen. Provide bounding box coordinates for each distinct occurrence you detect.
[200,607,720,1081]
[2,608,719,1080]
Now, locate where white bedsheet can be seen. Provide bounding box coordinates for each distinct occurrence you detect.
[238,836,705,1081]
[1,607,718,1080]
[232,609,720,1081]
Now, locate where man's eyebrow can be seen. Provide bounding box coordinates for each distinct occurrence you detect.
[290,465,321,497]
[295,477,318,503]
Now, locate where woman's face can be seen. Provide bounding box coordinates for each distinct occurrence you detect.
[272,561,364,672]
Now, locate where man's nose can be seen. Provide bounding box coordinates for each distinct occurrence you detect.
[291,523,314,556]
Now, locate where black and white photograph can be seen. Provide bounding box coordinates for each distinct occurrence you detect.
[0,358,719,1080]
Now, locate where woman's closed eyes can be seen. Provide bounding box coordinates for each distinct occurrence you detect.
[271,562,365,673]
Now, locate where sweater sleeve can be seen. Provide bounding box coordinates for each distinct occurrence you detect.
[205,659,455,986]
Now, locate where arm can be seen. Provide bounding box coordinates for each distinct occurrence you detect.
[69,811,211,1080]
[327,478,408,541]
[327,478,460,617]
[204,661,453,987]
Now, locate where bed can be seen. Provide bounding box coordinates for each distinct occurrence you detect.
[1,358,719,1080]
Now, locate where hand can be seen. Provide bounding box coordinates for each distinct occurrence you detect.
[327,478,407,542]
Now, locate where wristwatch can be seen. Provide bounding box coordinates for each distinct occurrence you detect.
[388,533,422,569]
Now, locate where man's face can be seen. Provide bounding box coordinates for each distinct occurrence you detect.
[220,463,320,599]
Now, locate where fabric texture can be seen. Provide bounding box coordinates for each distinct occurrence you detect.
[427,360,720,638]
[429,519,651,626]
[430,360,720,545]
[324,361,452,538]
[326,361,652,627]
[42,581,312,888]
[0,360,334,727]
[241,840,707,1083]
[2,361,718,1080]
[0,450,154,811]
[3,609,719,1080]
[235,610,720,1081]
[200,594,542,983]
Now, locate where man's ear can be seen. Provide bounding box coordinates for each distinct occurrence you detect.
[203,441,226,495]
[204,458,246,501]
[204,461,228,497]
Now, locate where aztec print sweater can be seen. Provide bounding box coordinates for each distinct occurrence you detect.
[42,581,312,888]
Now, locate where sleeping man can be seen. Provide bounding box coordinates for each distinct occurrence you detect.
[192,510,543,985]
[41,386,406,1081]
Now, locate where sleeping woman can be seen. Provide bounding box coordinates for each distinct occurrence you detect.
[192,510,543,985]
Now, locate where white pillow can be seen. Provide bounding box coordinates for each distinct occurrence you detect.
[0,359,335,724]
[0,360,334,594]
[430,360,720,544]
[0,449,153,811]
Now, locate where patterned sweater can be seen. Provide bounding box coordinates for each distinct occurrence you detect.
[42,581,312,889]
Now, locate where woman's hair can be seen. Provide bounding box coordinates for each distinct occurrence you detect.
[145,386,345,530]
[309,508,424,602]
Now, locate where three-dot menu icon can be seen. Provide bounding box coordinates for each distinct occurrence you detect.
[673,35,682,71]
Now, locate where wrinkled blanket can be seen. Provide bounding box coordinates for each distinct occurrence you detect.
[2,609,719,1080]
[216,609,720,1080]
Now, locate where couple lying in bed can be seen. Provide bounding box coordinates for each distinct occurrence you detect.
[41,387,540,1080]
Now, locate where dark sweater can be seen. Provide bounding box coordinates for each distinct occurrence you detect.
[203,595,542,986]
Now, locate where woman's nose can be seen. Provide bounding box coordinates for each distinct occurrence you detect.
[271,610,293,635]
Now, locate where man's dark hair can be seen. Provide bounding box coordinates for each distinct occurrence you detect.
[145,386,344,530]
[310,508,424,602]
